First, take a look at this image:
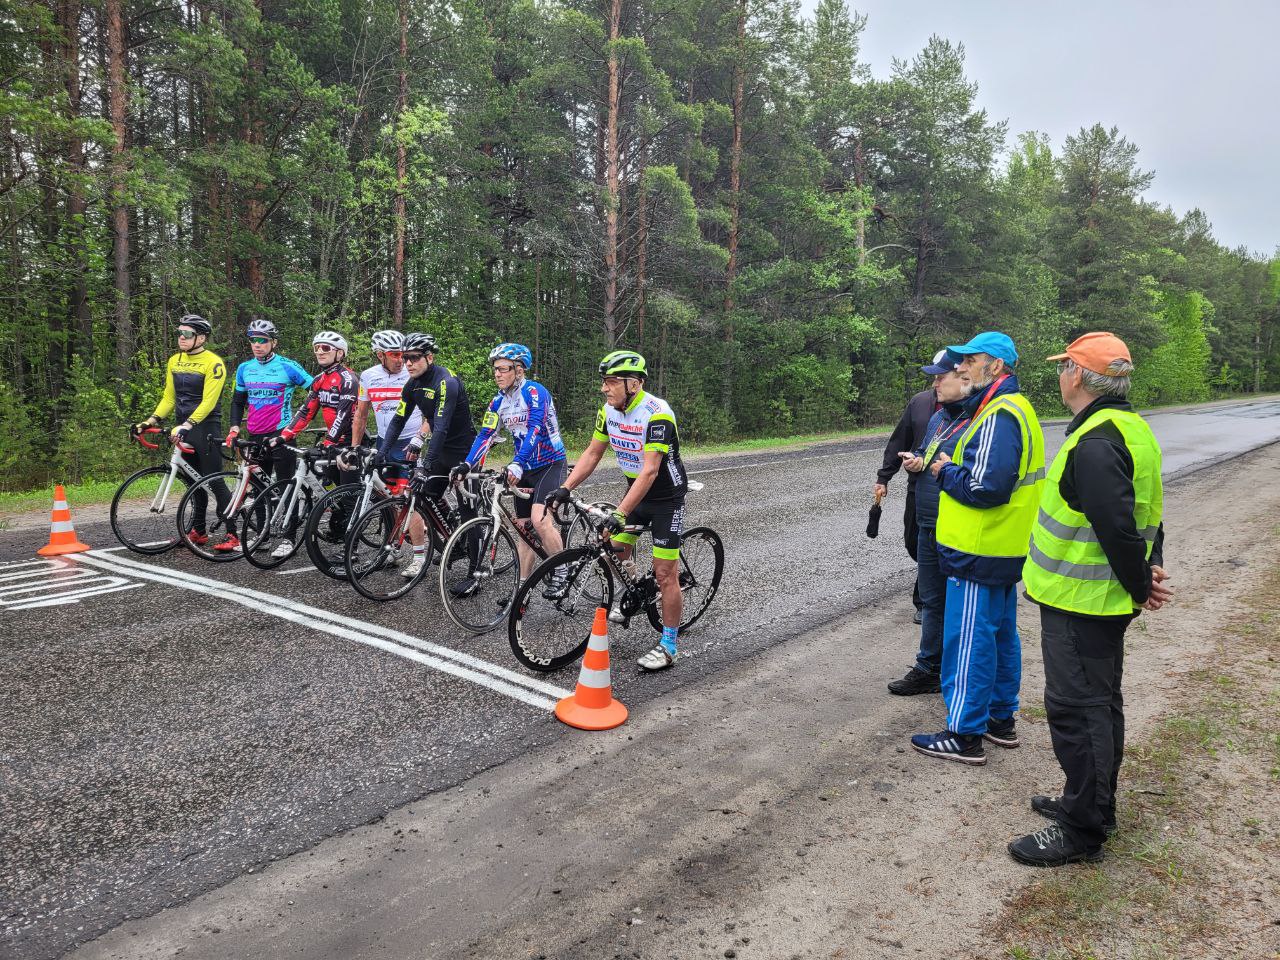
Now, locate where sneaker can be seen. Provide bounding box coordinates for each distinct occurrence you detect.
[270,539,294,559]
[637,644,675,671]
[401,553,427,579]
[449,576,478,598]
[984,717,1021,749]
[608,602,629,626]
[912,608,923,625]
[541,569,570,600]
[887,666,941,696]
[1031,795,1116,835]
[909,730,986,766]
[1007,823,1103,868]
[212,534,242,553]
[187,531,209,546]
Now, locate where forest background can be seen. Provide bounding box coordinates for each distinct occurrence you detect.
[3,0,1278,491]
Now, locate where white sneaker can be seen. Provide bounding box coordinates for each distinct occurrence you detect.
[637,644,676,671]
[608,602,628,625]
[270,539,294,559]
[401,553,427,579]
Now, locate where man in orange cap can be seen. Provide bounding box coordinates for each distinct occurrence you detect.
[1009,332,1173,867]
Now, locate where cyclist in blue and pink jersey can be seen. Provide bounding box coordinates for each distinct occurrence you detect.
[226,318,311,476]
[453,343,568,588]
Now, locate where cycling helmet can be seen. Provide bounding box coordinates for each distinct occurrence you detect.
[489,342,532,369]
[178,314,212,337]
[403,332,437,353]
[599,349,647,378]
[371,329,405,353]
[312,330,348,352]
[246,318,277,338]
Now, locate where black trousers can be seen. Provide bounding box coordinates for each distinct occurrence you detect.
[904,488,921,610]
[1040,605,1132,848]
[183,421,231,532]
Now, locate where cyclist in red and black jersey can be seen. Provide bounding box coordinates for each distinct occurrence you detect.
[272,331,359,485]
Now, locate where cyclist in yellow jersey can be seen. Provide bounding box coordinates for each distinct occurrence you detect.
[132,315,235,550]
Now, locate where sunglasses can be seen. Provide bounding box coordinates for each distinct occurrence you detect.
[381,350,403,358]
[493,364,516,374]
[177,328,198,338]
[403,352,426,362]
[601,376,628,387]
[248,336,272,345]
[313,345,335,354]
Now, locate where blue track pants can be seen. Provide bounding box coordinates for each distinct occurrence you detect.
[941,577,1021,735]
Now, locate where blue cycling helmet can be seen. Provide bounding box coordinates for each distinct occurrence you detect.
[489,342,532,370]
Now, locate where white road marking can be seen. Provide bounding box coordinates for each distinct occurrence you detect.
[9,582,142,610]
[276,565,317,575]
[76,551,572,711]
[0,558,142,610]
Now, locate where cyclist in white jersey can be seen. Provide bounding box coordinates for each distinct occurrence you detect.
[546,350,687,672]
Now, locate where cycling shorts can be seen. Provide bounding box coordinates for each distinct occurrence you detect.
[514,461,566,520]
[613,497,685,560]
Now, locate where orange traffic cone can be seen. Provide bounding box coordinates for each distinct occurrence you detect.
[37,485,91,556]
[555,607,628,730]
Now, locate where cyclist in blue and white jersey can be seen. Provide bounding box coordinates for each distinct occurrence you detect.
[453,343,568,589]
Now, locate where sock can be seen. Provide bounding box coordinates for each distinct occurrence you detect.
[413,545,426,555]
[660,625,678,656]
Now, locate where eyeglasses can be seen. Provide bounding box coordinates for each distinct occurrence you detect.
[493,364,516,374]
[248,336,272,345]
[601,376,627,387]
[177,328,197,338]
[313,345,335,354]
[403,352,426,363]
[1056,361,1072,375]
[381,350,403,359]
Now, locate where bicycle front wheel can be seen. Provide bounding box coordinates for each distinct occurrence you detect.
[241,478,314,570]
[645,526,724,634]
[508,547,614,672]
[345,498,433,601]
[439,517,520,633]
[303,482,365,580]
[110,466,192,554]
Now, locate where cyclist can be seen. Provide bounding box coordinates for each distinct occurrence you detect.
[454,343,568,592]
[272,331,359,489]
[378,331,477,582]
[131,314,235,550]
[546,349,688,672]
[225,318,312,556]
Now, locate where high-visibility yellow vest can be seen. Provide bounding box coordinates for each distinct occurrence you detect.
[936,391,1045,559]
[1023,407,1163,616]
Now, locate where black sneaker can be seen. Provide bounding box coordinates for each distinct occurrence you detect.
[887,666,942,696]
[1008,823,1103,867]
[449,577,478,598]
[910,729,986,766]
[984,717,1020,748]
[1031,795,1117,835]
[541,569,570,600]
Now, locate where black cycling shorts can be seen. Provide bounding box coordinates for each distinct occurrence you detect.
[514,461,566,520]
[614,497,685,560]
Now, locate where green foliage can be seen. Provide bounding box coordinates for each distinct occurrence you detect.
[1132,291,1213,406]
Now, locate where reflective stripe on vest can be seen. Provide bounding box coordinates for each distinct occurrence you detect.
[935,392,1045,559]
[1022,407,1164,616]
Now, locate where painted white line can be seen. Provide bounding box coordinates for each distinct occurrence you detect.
[689,449,852,477]
[0,571,103,600]
[276,565,317,576]
[76,552,571,710]
[98,540,173,553]
[9,582,142,610]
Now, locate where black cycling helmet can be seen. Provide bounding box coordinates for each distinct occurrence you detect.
[178,314,213,337]
[246,318,278,338]
[403,332,438,353]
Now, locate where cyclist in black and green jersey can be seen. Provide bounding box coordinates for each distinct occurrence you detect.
[546,350,687,671]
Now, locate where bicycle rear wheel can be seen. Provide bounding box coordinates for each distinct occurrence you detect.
[303,482,365,579]
[110,466,190,554]
[241,479,314,569]
[439,517,520,632]
[345,498,433,601]
[645,526,724,634]
[508,547,614,672]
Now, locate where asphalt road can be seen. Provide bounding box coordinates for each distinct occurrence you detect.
[4,396,1280,960]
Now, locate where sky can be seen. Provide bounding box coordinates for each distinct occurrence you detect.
[798,0,1279,256]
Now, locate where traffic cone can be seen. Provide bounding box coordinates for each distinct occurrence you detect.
[555,607,628,730]
[37,485,91,556]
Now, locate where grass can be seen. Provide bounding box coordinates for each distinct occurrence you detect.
[0,478,123,517]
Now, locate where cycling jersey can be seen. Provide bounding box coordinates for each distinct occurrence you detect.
[379,363,476,470]
[283,365,358,446]
[359,363,421,443]
[153,349,226,425]
[229,353,312,434]
[592,390,687,501]
[465,378,567,472]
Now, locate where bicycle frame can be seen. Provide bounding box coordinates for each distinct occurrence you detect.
[263,444,337,535]
[147,437,204,515]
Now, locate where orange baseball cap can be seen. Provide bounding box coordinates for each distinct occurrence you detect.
[1047,332,1132,376]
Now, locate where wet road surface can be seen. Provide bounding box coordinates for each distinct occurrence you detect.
[3,396,1279,959]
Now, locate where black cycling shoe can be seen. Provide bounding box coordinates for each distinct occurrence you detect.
[1008,823,1103,867]
[1031,795,1116,835]
[449,577,478,598]
[984,716,1020,748]
[888,666,941,696]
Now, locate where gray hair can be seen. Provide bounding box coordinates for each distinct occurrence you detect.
[1066,358,1133,398]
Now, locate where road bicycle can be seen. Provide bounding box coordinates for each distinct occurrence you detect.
[437,469,597,633]
[239,442,342,569]
[110,427,207,554]
[303,446,407,580]
[507,489,724,672]
[176,436,273,561]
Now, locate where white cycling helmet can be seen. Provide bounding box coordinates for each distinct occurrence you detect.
[370,330,405,353]
[312,330,348,352]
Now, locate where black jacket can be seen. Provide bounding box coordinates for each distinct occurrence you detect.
[380,363,477,470]
[1057,395,1165,610]
[877,388,937,490]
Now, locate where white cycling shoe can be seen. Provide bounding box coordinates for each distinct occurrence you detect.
[637,645,676,672]
[401,554,427,579]
[270,539,294,559]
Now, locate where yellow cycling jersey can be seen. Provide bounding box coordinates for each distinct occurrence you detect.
[153,349,227,425]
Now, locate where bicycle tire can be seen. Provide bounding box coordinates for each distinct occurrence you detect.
[110,466,191,554]
[345,497,434,601]
[439,517,520,633]
[240,478,315,569]
[302,482,366,580]
[508,547,615,673]
[645,526,724,634]
[177,470,259,561]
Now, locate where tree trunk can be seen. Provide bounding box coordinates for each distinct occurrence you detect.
[392,0,407,328]
[241,0,265,308]
[853,137,866,262]
[106,0,133,372]
[602,0,622,345]
[635,161,648,348]
[61,0,91,348]
[722,0,746,413]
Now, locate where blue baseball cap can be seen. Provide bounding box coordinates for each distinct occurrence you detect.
[946,331,1018,366]
[921,349,961,375]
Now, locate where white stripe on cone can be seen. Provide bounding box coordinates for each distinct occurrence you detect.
[577,666,611,688]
